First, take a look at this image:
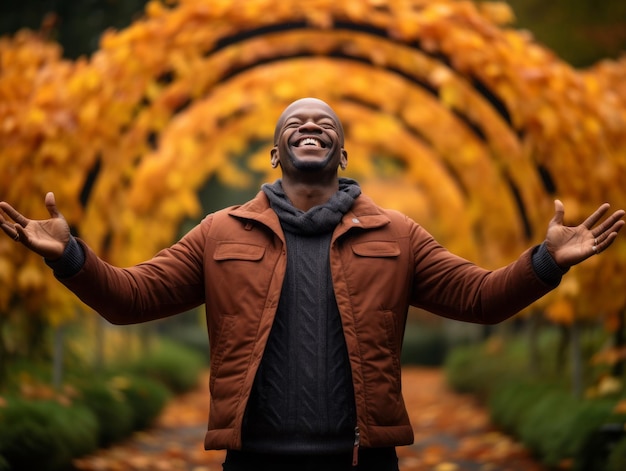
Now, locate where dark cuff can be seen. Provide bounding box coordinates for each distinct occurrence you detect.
[45,236,85,279]
[531,242,568,286]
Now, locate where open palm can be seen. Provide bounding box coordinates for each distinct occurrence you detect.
[0,192,70,260]
[545,200,625,268]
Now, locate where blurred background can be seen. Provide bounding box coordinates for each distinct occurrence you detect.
[2,0,625,65]
[1,1,625,470]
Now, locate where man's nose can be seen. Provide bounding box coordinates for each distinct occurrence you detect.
[298,121,323,133]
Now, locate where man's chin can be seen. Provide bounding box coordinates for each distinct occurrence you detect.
[289,153,334,172]
[292,160,328,171]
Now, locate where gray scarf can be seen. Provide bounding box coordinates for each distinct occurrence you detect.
[261,178,361,234]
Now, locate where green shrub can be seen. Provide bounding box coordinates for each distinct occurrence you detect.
[489,380,557,435]
[517,390,572,465]
[117,375,171,429]
[0,398,98,471]
[568,402,621,469]
[156,310,209,356]
[446,335,626,470]
[0,339,204,471]
[126,341,205,393]
[78,379,134,447]
[444,345,484,393]
[490,379,621,468]
[606,435,626,471]
[401,324,449,366]
[444,343,518,399]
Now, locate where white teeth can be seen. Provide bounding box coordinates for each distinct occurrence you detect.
[299,138,321,147]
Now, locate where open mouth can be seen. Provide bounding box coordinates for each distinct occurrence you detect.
[294,137,326,148]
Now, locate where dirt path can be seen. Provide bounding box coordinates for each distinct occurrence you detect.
[74,367,546,471]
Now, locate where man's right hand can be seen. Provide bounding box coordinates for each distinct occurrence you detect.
[0,192,71,260]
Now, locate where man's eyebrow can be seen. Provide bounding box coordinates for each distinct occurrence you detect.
[285,113,337,123]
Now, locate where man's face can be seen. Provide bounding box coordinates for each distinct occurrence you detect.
[272,98,347,175]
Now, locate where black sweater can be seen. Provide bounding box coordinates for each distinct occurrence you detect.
[241,179,361,454]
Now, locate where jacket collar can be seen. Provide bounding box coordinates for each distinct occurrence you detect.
[334,193,391,239]
[228,190,391,239]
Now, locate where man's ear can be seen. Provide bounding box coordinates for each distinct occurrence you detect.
[270,147,279,168]
[340,149,348,170]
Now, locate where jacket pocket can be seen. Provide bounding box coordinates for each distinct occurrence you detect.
[209,313,237,392]
[214,242,265,261]
[382,310,402,396]
[351,241,400,258]
[348,241,402,296]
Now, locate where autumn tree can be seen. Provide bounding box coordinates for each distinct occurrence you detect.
[1,0,626,388]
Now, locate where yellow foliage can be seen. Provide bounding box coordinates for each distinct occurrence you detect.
[1,0,626,330]
[586,375,623,399]
[545,298,575,325]
[614,399,626,415]
[477,2,515,25]
[17,262,45,293]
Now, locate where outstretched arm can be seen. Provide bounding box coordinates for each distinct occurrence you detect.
[545,199,625,269]
[2,192,206,324]
[0,192,70,260]
[410,199,625,325]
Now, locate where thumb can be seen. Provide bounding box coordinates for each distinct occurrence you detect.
[45,192,61,218]
[551,199,565,227]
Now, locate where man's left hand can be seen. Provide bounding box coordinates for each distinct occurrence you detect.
[546,199,625,269]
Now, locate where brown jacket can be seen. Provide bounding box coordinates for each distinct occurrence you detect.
[60,191,555,450]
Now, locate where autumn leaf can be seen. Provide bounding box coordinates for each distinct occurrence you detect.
[2,0,626,365]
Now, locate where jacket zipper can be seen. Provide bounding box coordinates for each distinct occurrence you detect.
[352,425,360,467]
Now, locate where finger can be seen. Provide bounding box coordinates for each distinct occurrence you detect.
[45,192,61,218]
[551,199,565,226]
[0,201,29,227]
[591,209,626,237]
[594,219,625,254]
[13,224,25,243]
[598,220,625,247]
[596,232,618,254]
[0,217,16,239]
[0,212,20,241]
[582,202,611,230]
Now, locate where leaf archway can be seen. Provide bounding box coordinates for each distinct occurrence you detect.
[1,0,626,325]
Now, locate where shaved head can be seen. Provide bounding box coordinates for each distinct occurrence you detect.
[273,98,344,146]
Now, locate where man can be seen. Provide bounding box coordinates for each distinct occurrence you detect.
[1,98,624,471]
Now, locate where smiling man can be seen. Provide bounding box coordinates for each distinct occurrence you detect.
[1,97,624,471]
[270,98,349,210]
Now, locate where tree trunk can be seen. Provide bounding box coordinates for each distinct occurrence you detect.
[612,308,625,377]
[0,314,8,386]
[570,320,584,398]
[52,324,64,390]
[556,324,569,374]
[94,316,105,371]
[527,311,541,376]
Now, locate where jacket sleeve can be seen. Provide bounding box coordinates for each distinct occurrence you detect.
[409,222,559,324]
[54,217,210,325]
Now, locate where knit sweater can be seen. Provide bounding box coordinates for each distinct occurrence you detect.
[241,178,361,454]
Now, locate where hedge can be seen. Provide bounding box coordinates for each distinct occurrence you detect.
[0,340,203,471]
[445,340,626,470]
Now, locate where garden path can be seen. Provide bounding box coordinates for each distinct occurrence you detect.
[73,367,547,471]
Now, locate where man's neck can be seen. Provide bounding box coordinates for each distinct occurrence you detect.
[280,178,340,212]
